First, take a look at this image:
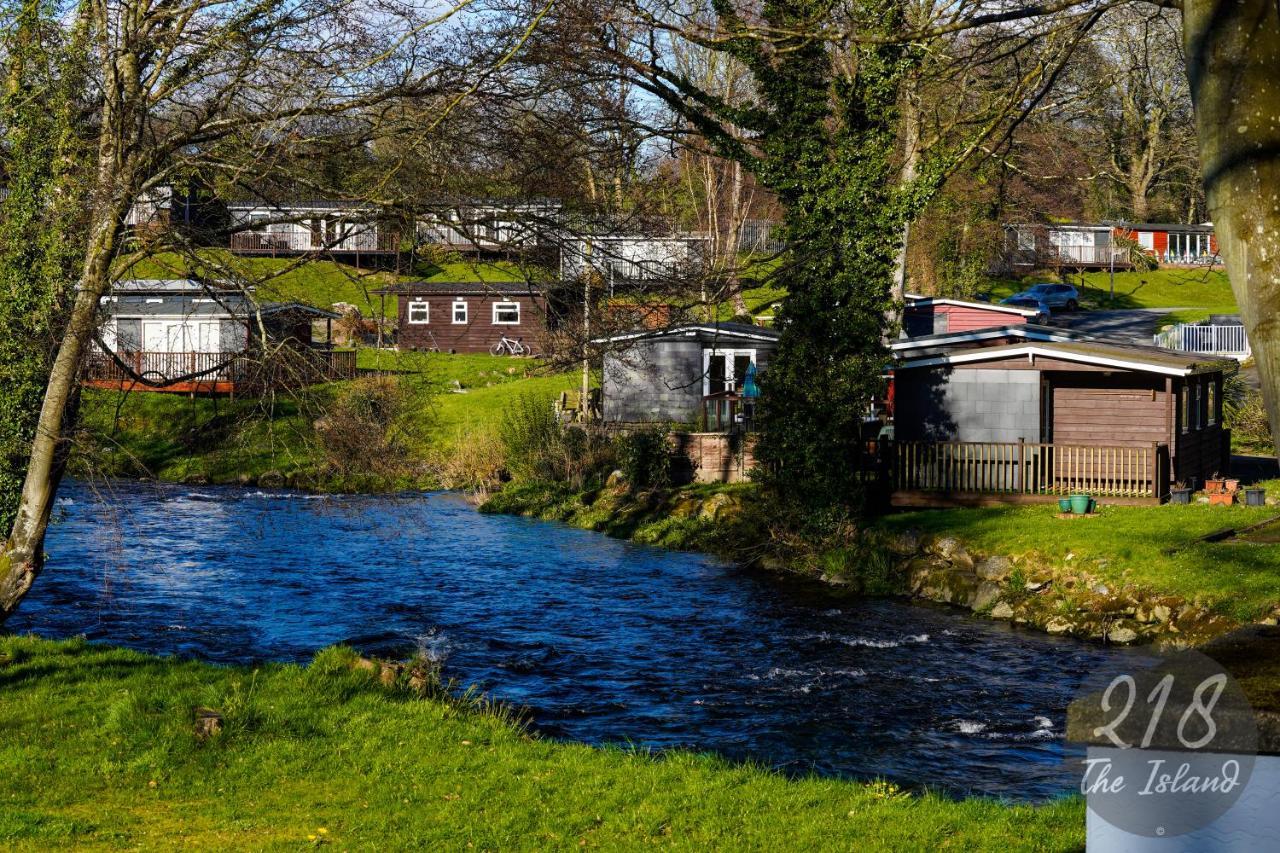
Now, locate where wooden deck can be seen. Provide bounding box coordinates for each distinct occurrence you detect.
[83,349,358,395]
[887,439,1170,506]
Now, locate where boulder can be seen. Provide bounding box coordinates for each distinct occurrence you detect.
[1045,617,1074,635]
[975,556,1013,582]
[929,536,975,569]
[698,492,740,521]
[1107,623,1140,645]
[990,601,1015,620]
[971,581,1003,612]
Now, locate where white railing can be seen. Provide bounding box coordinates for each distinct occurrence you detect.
[1153,323,1251,359]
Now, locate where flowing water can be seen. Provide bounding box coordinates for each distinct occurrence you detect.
[10,479,1151,800]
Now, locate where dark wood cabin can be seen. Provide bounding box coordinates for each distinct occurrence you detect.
[377,281,553,354]
[890,339,1231,505]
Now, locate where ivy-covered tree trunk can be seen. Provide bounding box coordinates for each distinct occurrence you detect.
[751,0,912,520]
[1182,0,1280,458]
[0,0,91,621]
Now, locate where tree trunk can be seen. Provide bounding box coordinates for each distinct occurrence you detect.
[1183,0,1280,457]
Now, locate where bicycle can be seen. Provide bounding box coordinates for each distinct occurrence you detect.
[490,335,530,357]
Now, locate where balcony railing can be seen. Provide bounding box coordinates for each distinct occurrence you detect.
[889,439,1168,500]
[84,348,357,390]
[230,228,397,254]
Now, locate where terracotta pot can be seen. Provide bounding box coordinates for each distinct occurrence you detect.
[1208,492,1235,506]
[1205,478,1226,495]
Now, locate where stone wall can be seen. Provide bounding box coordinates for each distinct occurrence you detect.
[670,432,757,484]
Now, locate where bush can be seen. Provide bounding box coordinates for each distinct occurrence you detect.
[498,394,614,488]
[315,376,419,478]
[614,427,671,491]
[1224,373,1273,451]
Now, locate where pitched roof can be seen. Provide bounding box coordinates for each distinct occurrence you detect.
[896,339,1229,377]
[373,281,548,297]
[593,322,779,345]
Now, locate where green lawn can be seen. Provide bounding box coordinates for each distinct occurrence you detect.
[0,636,1083,850]
[879,502,1280,623]
[986,269,1239,319]
[75,353,581,489]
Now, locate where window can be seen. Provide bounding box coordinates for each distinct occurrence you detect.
[703,348,757,396]
[1207,379,1218,425]
[407,300,429,324]
[1181,387,1190,433]
[452,300,468,324]
[1193,381,1203,430]
[492,301,520,324]
[1138,231,1156,251]
[145,297,164,304]
[1016,228,1036,251]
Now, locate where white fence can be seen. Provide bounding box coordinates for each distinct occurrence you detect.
[1153,323,1251,359]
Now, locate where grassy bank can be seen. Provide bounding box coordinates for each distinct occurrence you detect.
[986,268,1238,321]
[75,352,579,490]
[0,636,1083,850]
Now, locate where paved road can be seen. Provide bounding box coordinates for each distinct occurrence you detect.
[1052,308,1181,346]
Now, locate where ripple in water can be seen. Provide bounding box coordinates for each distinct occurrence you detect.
[11,479,1155,800]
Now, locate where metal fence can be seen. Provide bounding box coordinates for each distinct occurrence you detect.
[1153,323,1251,359]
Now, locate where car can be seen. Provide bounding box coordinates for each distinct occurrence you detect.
[1014,282,1080,311]
[998,295,1052,324]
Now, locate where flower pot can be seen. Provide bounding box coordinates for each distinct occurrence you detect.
[1069,494,1092,514]
[1205,478,1226,495]
[1245,488,1266,507]
[1224,478,1241,494]
[1058,498,1072,512]
[1169,488,1192,505]
[1208,492,1235,506]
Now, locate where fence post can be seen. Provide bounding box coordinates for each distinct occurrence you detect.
[1017,437,1025,493]
[1151,442,1164,501]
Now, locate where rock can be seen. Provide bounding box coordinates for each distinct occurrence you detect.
[1107,624,1140,645]
[971,581,1003,612]
[885,529,922,556]
[1025,579,1051,592]
[929,537,974,570]
[1045,617,1074,635]
[819,573,852,586]
[975,556,1013,582]
[1091,583,1110,596]
[605,469,627,490]
[698,492,740,521]
[258,470,284,488]
[194,707,223,740]
[990,601,1015,620]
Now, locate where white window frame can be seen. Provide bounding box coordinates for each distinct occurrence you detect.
[145,297,164,304]
[452,299,468,324]
[702,348,757,397]
[492,301,521,325]
[407,300,430,324]
[1207,379,1218,425]
[1138,231,1156,251]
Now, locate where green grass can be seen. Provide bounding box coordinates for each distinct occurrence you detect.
[986,269,1239,316]
[878,502,1280,623]
[0,636,1084,850]
[75,353,581,488]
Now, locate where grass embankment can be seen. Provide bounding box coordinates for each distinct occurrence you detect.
[0,637,1083,850]
[76,352,579,490]
[987,268,1238,324]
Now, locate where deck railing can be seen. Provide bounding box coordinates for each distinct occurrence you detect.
[230,227,397,254]
[889,439,1168,499]
[1153,323,1250,359]
[84,348,358,389]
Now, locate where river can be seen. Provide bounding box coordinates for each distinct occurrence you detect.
[9,479,1150,800]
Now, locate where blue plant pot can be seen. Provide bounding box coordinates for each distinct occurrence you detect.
[1058,498,1072,513]
[1069,494,1091,514]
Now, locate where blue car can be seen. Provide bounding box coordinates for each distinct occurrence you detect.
[1003,282,1080,312]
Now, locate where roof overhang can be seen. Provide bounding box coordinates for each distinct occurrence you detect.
[897,343,1219,377]
[903,295,1040,318]
[592,325,779,345]
[890,325,1088,353]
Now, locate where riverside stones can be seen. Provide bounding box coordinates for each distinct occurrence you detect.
[975,555,1013,582]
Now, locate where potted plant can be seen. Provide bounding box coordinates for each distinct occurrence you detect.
[1245,487,1267,506]
[1169,481,1192,505]
[1205,473,1227,495]
[1224,477,1241,494]
[1058,497,1072,513]
[1069,493,1092,514]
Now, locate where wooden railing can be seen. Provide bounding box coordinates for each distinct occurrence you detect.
[889,439,1168,499]
[85,348,358,389]
[230,227,397,254]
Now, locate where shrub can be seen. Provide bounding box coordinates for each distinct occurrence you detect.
[614,427,671,491]
[1224,373,1273,451]
[315,376,418,478]
[498,394,614,488]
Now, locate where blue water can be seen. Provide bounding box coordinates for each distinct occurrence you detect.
[10,479,1149,799]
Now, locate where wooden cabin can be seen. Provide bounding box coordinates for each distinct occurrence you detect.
[377,281,553,354]
[597,323,780,426]
[85,280,354,394]
[890,339,1231,505]
[1004,220,1218,270]
[902,295,1042,336]
[1113,222,1218,265]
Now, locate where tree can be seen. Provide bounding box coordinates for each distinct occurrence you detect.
[0,0,478,622]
